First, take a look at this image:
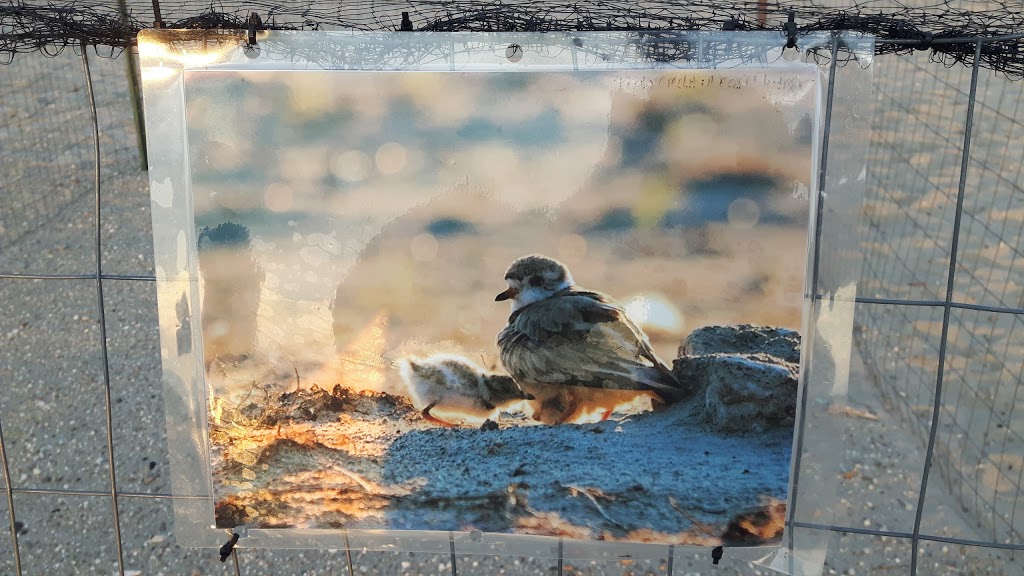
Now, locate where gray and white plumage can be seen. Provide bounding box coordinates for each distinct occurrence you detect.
[495,255,687,424]
[398,353,533,427]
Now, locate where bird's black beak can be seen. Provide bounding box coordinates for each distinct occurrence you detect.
[495,286,517,302]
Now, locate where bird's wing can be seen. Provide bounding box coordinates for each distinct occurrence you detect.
[500,291,680,395]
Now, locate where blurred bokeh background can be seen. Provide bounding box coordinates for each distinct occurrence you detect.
[187,69,815,399]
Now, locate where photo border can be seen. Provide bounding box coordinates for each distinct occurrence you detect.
[139,29,873,575]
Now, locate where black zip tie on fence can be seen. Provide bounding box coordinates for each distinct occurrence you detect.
[246,12,262,47]
[722,17,742,31]
[783,11,797,49]
[711,545,724,565]
[219,532,240,562]
[916,31,933,51]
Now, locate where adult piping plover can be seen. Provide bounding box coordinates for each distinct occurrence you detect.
[495,254,688,424]
[398,353,534,427]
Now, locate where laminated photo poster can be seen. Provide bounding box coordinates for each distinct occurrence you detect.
[141,30,872,570]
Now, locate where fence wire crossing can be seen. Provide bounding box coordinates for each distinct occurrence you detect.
[2,6,1024,576]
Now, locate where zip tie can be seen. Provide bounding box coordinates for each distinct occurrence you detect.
[219,533,240,562]
[784,12,798,49]
[246,12,263,48]
[917,31,934,51]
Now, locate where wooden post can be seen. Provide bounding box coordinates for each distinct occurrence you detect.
[118,0,149,170]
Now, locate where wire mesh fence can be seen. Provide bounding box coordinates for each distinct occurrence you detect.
[0,52,92,247]
[1,1,1023,575]
[857,46,1024,549]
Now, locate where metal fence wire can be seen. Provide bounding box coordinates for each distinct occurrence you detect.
[858,42,1024,549]
[1,2,1024,576]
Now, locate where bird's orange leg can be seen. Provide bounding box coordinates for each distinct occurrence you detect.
[421,403,456,428]
[554,389,581,425]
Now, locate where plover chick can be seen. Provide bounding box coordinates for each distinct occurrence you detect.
[399,353,534,427]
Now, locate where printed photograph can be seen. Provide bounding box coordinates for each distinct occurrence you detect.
[186,65,819,546]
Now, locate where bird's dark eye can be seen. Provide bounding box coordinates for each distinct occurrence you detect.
[529,275,544,287]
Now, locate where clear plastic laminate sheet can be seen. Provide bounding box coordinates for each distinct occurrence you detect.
[139,29,873,575]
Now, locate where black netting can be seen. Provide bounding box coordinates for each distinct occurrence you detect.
[1,1,1023,77]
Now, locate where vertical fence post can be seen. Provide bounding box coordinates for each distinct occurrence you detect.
[82,42,127,576]
[117,0,149,170]
[908,38,984,576]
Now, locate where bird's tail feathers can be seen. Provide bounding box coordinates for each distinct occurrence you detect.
[560,363,689,403]
[632,365,690,403]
